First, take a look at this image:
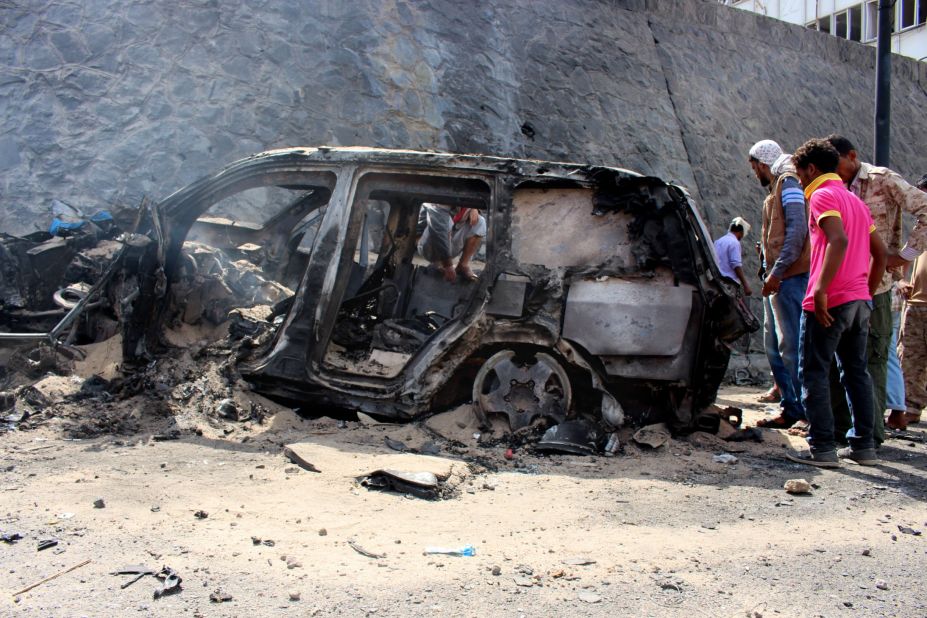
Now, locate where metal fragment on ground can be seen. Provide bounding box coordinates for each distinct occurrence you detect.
[360,469,440,500]
[153,566,182,599]
[536,420,599,455]
[348,539,386,559]
[632,423,671,448]
[283,446,321,473]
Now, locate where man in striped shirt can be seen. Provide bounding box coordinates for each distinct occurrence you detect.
[749,140,810,430]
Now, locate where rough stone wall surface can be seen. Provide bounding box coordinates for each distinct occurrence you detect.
[1,0,926,260]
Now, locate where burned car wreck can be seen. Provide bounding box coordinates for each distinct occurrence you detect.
[1,147,757,439]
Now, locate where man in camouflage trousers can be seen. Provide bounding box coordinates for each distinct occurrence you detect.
[827,137,927,443]
[895,174,927,428]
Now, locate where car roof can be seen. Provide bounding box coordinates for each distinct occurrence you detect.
[253,146,649,184]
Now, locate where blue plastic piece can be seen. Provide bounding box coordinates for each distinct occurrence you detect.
[48,218,86,235]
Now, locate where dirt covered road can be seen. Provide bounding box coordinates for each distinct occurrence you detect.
[1,383,926,617]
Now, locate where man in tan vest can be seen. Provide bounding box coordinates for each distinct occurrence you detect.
[829,136,927,440]
[749,140,812,429]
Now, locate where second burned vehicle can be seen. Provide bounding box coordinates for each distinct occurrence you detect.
[14,147,757,434]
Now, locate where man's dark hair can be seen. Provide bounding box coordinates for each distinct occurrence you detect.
[793,138,840,173]
[917,174,927,190]
[826,134,856,156]
[730,223,744,234]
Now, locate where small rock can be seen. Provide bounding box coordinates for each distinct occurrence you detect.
[318,528,327,536]
[263,540,275,547]
[93,498,105,509]
[897,525,922,536]
[286,557,302,569]
[876,580,889,590]
[491,565,501,576]
[783,479,812,495]
[577,591,602,603]
[513,576,534,587]
[861,548,871,556]
[150,505,160,513]
[252,536,262,545]
[209,590,232,603]
[194,510,209,519]
[289,591,301,601]
[712,453,738,464]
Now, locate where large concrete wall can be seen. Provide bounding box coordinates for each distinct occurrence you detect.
[1,0,926,253]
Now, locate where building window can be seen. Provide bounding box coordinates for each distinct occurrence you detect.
[805,21,817,30]
[900,0,917,29]
[850,5,863,40]
[835,10,849,37]
[818,15,832,33]
[898,0,926,28]
[865,1,878,40]
[833,6,864,41]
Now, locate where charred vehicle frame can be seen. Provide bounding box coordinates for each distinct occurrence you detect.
[4,147,758,434]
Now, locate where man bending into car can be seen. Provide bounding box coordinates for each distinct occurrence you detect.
[417,203,485,283]
[786,138,887,468]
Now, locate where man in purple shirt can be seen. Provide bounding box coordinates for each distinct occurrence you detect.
[714,217,753,295]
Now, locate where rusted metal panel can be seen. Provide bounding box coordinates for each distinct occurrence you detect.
[510,188,635,268]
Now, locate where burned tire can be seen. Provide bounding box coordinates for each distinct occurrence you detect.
[472,350,572,431]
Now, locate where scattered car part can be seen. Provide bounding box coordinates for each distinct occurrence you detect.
[37,539,58,551]
[111,565,155,589]
[360,469,440,500]
[282,446,321,473]
[153,566,182,599]
[347,539,386,559]
[535,420,600,455]
[633,423,671,449]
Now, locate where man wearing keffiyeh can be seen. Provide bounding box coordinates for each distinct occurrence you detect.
[749,140,811,431]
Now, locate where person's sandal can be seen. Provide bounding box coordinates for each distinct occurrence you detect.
[755,414,797,429]
[756,386,781,403]
[787,420,810,437]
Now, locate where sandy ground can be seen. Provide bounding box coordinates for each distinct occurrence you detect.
[2,371,927,617]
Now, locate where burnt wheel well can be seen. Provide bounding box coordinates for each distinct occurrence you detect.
[428,343,600,416]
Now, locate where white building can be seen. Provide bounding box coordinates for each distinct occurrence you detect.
[727,0,927,60]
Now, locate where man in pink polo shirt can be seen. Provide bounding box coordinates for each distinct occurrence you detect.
[786,138,887,467]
